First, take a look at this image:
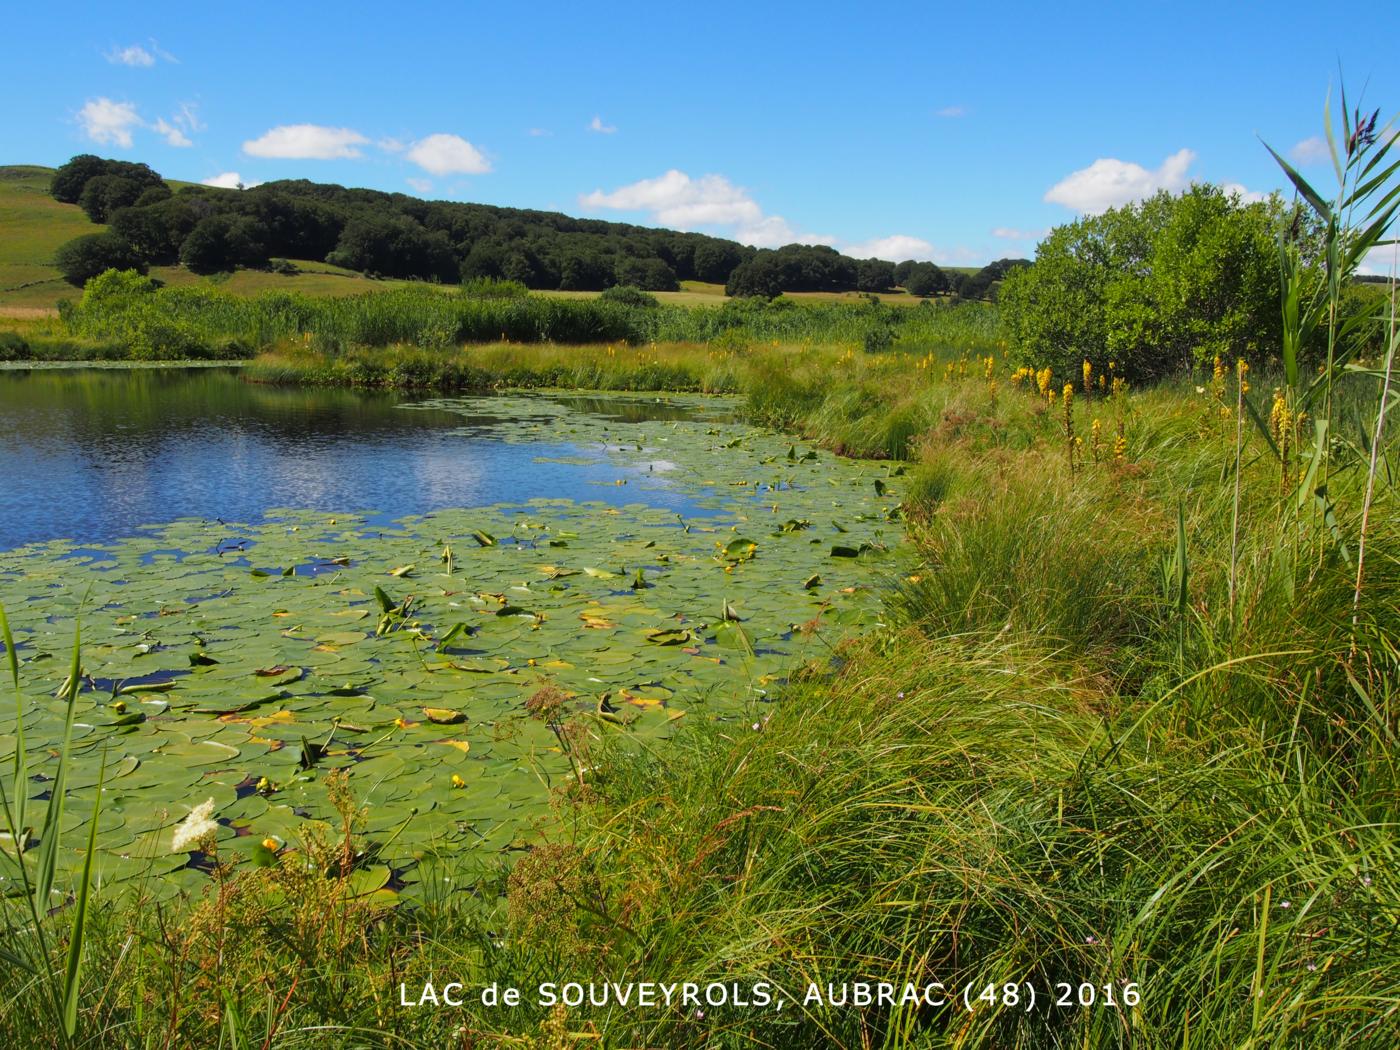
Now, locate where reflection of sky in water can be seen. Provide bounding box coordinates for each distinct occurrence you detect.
[0,368,723,549]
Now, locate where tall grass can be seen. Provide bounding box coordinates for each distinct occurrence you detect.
[53,275,1000,361]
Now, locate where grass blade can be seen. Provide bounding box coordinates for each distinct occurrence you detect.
[62,746,106,1038]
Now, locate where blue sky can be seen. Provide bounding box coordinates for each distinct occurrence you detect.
[9,1,1400,267]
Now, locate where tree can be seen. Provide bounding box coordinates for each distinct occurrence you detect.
[855,258,896,292]
[179,215,269,274]
[53,233,148,286]
[79,175,145,223]
[903,262,947,297]
[614,256,678,291]
[51,155,164,205]
[1000,185,1282,383]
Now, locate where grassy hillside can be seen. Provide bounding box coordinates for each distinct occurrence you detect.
[0,166,436,313]
[0,166,948,313]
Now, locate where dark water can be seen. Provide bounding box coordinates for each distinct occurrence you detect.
[0,366,719,550]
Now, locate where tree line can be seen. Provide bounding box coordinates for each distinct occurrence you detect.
[48,155,1024,299]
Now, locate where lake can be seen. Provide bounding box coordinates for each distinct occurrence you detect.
[0,365,725,550]
[0,365,903,900]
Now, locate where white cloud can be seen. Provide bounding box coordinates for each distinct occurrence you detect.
[527,127,551,137]
[1220,181,1270,204]
[992,226,1049,241]
[1357,243,1399,277]
[580,169,833,248]
[150,103,202,147]
[844,235,935,261]
[378,137,406,153]
[1290,136,1330,165]
[151,118,191,147]
[935,105,966,118]
[588,115,617,134]
[1045,148,1196,214]
[106,44,154,67]
[243,124,369,159]
[77,97,142,148]
[405,133,491,175]
[201,172,245,189]
[406,177,433,195]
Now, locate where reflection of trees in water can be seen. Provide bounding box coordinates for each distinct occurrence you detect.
[0,367,497,444]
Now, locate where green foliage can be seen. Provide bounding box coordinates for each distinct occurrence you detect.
[179,215,270,274]
[1001,185,1282,382]
[52,234,147,287]
[76,175,144,223]
[902,261,948,297]
[725,244,858,297]
[48,154,163,205]
[855,257,896,292]
[0,331,31,361]
[599,284,659,307]
[460,276,529,299]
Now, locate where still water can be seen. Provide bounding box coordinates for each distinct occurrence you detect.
[0,365,723,550]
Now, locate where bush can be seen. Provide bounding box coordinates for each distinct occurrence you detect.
[460,276,529,299]
[1000,185,1282,384]
[53,234,148,286]
[0,331,32,361]
[599,284,659,308]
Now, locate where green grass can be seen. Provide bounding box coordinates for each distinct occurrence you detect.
[0,166,451,314]
[0,167,968,317]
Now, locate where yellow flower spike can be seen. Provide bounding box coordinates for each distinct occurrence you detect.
[1082,359,1093,394]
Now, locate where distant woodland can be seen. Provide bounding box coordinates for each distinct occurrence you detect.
[49,155,1027,297]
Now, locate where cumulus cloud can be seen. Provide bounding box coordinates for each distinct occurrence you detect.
[1290,136,1330,165]
[844,235,935,261]
[992,226,1049,241]
[77,97,142,148]
[405,133,491,175]
[588,115,617,134]
[1045,148,1196,214]
[106,44,154,67]
[935,105,966,118]
[243,124,369,159]
[201,172,246,189]
[580,169,833,247]
[406,177,433,195]
[1357,243,1399,277]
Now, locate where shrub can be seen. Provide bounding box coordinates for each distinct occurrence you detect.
[460,276,529,299]
[1000,185,1282,383]
[53,234,148,287]
[0,331,32,361]
[599,284,659,308]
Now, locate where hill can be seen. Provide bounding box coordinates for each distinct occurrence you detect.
[2,159,1027,312]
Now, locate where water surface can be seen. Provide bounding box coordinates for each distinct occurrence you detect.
[0,366,722,549]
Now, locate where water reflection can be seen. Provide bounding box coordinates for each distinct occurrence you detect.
[0,367,719,549]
